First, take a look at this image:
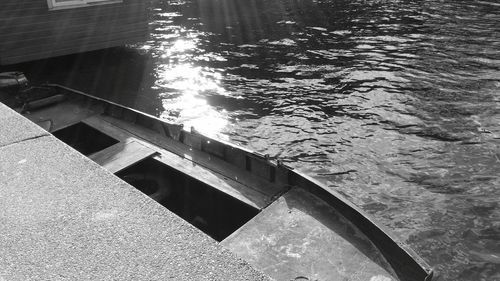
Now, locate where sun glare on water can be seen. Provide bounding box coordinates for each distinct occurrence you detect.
[156,39,230,139]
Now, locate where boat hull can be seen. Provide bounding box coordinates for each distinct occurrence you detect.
[8,84,434,281]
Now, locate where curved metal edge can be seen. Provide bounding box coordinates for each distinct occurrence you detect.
[283,166,436,281]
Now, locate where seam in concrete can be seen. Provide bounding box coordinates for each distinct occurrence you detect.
[0,133,51,149]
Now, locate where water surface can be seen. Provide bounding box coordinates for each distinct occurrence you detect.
[127,1,500,279]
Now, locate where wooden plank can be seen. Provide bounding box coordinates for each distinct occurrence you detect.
[2,0,144,11]
[0,9,146,37]
[89,140,157,174]
[82,115,132,141]
[152,153,266,210]
[82,115,275,209]
[22,98,104,132]
[222,188,398,281]
[0,5,144,25]
[2,2,146,18]
[92,115,286,201]
[3,29,147,56]
[1,35,146,65]
[0,21,147,46]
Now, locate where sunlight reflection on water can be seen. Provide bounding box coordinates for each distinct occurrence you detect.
[123,0,500,279]
[154,38,230,137]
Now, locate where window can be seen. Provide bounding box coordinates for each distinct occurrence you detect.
[47,0,122,10]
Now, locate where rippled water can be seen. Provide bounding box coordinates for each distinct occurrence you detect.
[130,1,500,279]
[5,0,499,280]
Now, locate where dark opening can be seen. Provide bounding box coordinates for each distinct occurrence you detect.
[116,158,259,241]
[52,122,119,156]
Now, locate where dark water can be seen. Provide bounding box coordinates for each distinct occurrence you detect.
[4,0,500,280]
[133,1,500,280]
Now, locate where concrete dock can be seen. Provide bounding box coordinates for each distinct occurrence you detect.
[0,102,269,280]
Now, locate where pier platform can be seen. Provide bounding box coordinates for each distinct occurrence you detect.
[0,102,269,281]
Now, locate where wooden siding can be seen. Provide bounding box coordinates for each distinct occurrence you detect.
[0,0,148,65]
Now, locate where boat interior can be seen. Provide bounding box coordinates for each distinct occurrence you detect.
[0,84,434,281]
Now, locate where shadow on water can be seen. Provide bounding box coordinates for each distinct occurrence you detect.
[2,0,500,280]
[0,48,161,116]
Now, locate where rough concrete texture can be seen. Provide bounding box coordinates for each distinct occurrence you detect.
[0,105,270,281]
[0,103,48,147]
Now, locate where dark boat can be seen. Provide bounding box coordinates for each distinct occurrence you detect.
[0,73,435,281]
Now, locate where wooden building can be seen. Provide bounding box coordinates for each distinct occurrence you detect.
[0,0,148,65]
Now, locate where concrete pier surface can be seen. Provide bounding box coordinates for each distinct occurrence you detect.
[0,102,269,281]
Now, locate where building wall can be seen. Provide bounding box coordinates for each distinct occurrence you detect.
[0,0,148,65]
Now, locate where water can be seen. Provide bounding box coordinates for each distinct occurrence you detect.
[5,0,500,280]
[134,1,500,279]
